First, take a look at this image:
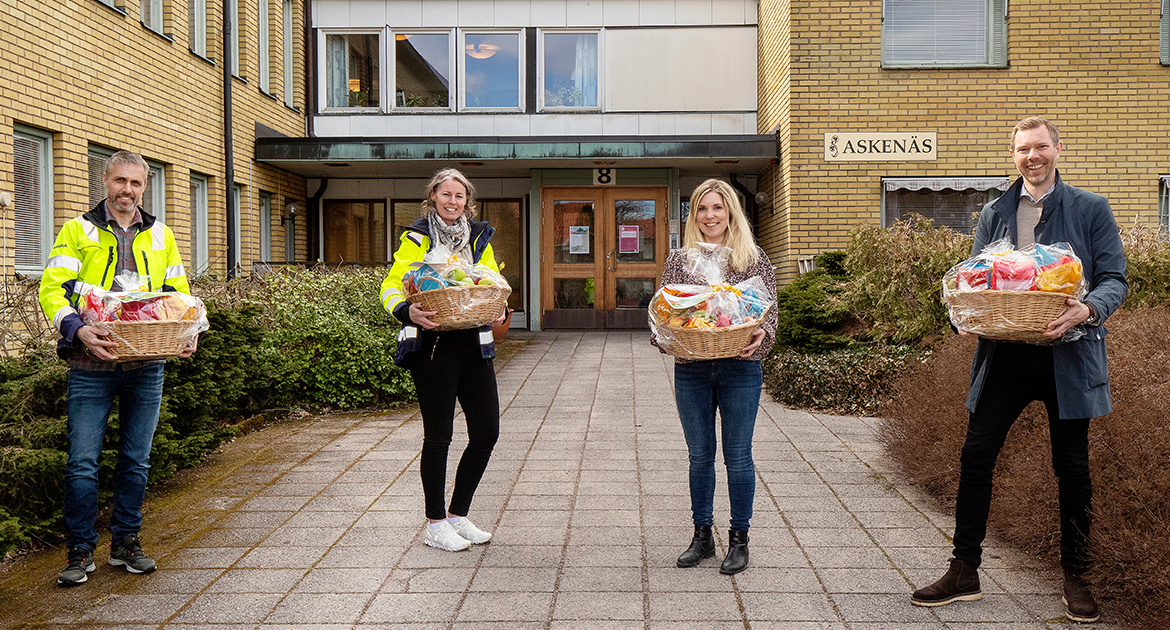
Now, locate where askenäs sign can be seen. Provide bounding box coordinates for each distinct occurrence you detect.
[824,132,937,161]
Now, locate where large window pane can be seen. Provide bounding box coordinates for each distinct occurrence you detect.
[395,33,450,108]
[614,199,655,263]
[391,200,422,243]
[479,200,523,310]
[326,33,380,108]
[882,0,1005,67]
[884,188,996,234]
[553,201,595,264]
[191,0,207,57]
[190,175,209,275]
[324,200,387,262]
[463,32,520,109]
[259,0,271,92]
[543,32,598,108]
[14,127,53,274]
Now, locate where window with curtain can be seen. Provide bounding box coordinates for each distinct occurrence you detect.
[393,31,451,109]
[1162,0,1169,65]
[882,178,1010,234]
[232,185,242,271]
[14,126,54,275]
[541,31,599,110]
[141,0,162,33]
[882,0,1007,67]
[86,148,164,221]
[1160,177,1169,231]
[259,0,271,92]
[283,0,294,105]
[325,32,381,109]
[190,175,209,275]
[190,0,207,57]
[461,31,522,110]
[229,0,240,76]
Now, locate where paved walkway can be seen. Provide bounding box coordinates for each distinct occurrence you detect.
[0,331,1117,628]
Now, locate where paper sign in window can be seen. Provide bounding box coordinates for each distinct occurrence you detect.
[618,225,640,254]
[569,226,590,254]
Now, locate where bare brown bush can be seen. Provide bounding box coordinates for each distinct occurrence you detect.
[879,306,1170,628]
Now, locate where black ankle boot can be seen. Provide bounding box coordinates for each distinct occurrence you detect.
[677,525,715,568]
[720,529,749,575]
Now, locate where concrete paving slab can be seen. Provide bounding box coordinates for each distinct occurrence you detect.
[0,331,1127,629]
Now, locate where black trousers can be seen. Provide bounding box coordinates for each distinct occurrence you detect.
[953,343,1092,571]
[410,329,500,521]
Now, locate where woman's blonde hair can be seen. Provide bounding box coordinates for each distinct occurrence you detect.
[420,168,477,220]
[682,179,759,272]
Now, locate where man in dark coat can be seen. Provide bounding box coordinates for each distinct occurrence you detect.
[910,117,1128,624]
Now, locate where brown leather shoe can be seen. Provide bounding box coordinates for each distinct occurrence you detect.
[1063,568,1100,623]
[911,558,982,607]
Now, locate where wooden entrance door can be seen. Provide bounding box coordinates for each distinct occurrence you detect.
[540,187,667,329]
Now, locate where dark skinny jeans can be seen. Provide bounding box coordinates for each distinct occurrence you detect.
[410,328,500,521]
[953,342,1092,571]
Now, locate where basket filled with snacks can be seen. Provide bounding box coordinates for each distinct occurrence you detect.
[649,244,774,360]
[78,273,210,361]
[942,239,1084,342]
[403,245,511,331]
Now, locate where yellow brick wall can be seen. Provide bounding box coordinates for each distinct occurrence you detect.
[758,0,1170,283]
[0,0,308,281]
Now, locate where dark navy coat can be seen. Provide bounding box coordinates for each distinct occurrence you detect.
[966,172,1128,419]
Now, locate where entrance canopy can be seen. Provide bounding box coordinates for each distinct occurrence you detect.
[255,134,779,178]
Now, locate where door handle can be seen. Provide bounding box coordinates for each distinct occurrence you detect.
[606,250,615,272]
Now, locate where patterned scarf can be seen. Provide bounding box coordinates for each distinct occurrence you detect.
[427,212,473,263]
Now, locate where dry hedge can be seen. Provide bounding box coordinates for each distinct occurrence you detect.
[878,306,1170,628]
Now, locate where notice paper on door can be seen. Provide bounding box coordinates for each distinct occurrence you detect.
[618,225,640,254]
[569,226,590,254]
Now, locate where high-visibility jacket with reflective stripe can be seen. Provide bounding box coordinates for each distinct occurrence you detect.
[380,217,499,366]
[38,201,191,357]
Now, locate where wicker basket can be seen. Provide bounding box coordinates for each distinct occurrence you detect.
[658,305,773,360]
[944,287,1071,341]
[97,320,195,361]
[407,284,511,331]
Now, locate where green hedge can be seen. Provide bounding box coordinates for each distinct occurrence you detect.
[0,266,413,555]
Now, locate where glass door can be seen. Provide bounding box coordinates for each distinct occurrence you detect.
[540,187,666,328]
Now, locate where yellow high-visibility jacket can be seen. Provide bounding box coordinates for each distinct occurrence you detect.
[380,217,499,366]
[38,201,190,358]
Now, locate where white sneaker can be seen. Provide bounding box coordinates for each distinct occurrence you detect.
[449,517,492,544]
[423,521,471,551]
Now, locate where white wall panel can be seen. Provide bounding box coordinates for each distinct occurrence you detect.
[605,26,756,112]
[639,0,675,25]
[529,114,571,135]
[458,1,494,24]
[711,0,749,24]
[493,0,532,26]
[456,115,499,136]
[601,1,638,25]
[566,0,603,26]
[674,115,712,135]
[421,0,458,26]
[530,0,568,26]
[351,0,387,25]
[385,0,423,27]
[314,117,353,136]
[639,113,675,135]
[313,0,351,27]
[675,0,712,25]
[493,114,534,136]
[421,115,462,137]
[565,113,604,135]
[602,114,640,135]
[375,115,422,135]
[711,113,746,134]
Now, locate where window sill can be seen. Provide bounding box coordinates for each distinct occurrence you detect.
[190,50,217,66]
[319,108,384,114]
[96,1,126,17]
[140,21,173,43]
[233,74,250,85]
[881,62,1009,70]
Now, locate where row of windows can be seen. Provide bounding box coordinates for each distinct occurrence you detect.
[320,28,600,113]
[97,0,296,107]
[12,126,296,277]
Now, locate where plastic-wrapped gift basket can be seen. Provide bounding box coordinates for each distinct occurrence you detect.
[649,244,773,360]
[403,244,511,331]
[77,273,210,361]
[942,238,1085,342]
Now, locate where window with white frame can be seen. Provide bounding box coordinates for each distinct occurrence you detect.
[141,0,162,33]
[323,31,382,109]
[283,196,296,262]
[190,174,209,275]
[259,191,273,261]
[13,126,54,275]
[283,0,294,106]
[190,0,207,57]
[393,31,452,110]
[882,0,1007,68]
[540,30,599,110]
[1160,176,1169,231]
[1162,0,1169,65]
[882,178,1010,234]
[259,0,271,92]
[229,0,240,76]
[232,185,242,271]
[460,30,523,111]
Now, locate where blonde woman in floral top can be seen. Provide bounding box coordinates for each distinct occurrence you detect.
[653,179,777,575]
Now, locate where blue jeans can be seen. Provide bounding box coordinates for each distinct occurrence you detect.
[673,359,762,532]
[64,363,165,551]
